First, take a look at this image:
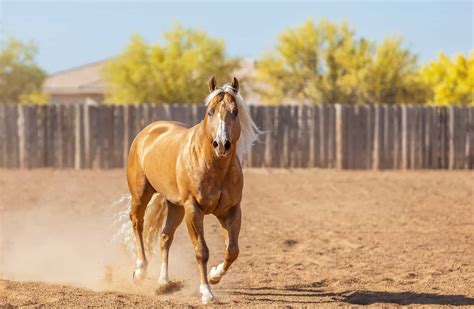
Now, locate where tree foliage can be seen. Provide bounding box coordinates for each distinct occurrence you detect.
[255,20,427,105]
[0,38,46,104]
[103,25,240,104]
[420,52,473,106]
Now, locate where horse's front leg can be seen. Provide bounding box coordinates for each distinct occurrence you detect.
[209,204,241,285]
[184,201,216,304]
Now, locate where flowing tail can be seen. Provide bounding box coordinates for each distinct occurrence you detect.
[114,193,167,257]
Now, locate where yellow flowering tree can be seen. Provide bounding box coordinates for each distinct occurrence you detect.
[255,19,427,104]
[103,25,239,104]
[420,52,474,106]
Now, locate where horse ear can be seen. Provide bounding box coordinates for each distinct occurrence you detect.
[231,77,239,92]
[208,76,217,93]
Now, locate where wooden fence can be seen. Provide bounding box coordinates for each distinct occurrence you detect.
[0,104,472,169]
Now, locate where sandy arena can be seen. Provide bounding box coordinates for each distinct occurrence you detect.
[0,169,473,307]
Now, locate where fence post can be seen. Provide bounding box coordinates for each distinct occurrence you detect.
[335,104,342,170]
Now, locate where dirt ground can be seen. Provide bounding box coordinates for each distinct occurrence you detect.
[0,169,473,308]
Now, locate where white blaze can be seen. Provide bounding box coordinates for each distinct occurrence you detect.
[215,113,227,144]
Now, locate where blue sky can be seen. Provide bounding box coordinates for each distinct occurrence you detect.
[1,1,472,74]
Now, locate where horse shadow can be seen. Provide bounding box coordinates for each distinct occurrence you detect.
[219,283,474,306]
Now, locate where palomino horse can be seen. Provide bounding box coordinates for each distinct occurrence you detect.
[127,77,260,304]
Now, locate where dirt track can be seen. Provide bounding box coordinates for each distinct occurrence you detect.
[1,169,473,307]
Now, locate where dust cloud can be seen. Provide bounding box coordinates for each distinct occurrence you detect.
[0,172,197,295]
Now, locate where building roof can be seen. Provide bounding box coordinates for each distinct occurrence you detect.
[42,58,260,102]
[43,60,107,95]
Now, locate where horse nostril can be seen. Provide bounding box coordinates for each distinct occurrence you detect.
[224,141,231,151]
[212,140,219,148]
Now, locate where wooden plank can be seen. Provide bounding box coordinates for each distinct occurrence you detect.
[83,104,91,168]
[441,107,449,169]
[329,105,337,168]
[64,105,75,168]
[273,106,283,167]
[307,106,315,167]
[250,106,263,167]
[65,104,75,168]
[184,104,193,127]
[53,105,63,168]
[105,105,115,169]
[79,104,86,169]
[114,106,125,168]
[300,106,309,167]
[469,108,474,169]
[453,106,467,169]
[280,105,290,168]
[358,105,368,170]
[170,104,183,124]
[286,105,296,168]
[312,106,320,167]
[413,105,419,169]
[0,105,5,167]
[335,104,343,170]
[380,105,388,170]
[269,106,277,168]
[294,105,302,167]
[343,105,351,169]
[90,105,100,169]
[372,105,380,170]
[270,106,280,167]
[74,104,81,169]
[387,105,395,169]
[25,105,38,168]
[401,105,407,169]
[17,105,26,168]
[418,105,425,169]
[354,105,363,169]
[263,106,274,167]
[6,105,19,168]
[421,107,430,168]
[392,106,400,169]
[431,107,440,169]
[407,105,415,169]
[44,105,52,167]
[317,105,325,167]
[34,106,46,168]
[366,105,374,169]
[448,106,455,169]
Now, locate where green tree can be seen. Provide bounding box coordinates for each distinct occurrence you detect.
[0,38,46,104]
[420,52,474,106]
[103,25,239,104]
[255,19,426,104]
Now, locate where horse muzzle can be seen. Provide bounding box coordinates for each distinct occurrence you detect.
[212,139,232,158]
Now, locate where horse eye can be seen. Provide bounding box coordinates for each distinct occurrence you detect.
[232,109,239,117]
[207,110,214,117]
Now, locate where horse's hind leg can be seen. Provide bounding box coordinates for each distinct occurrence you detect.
[159,202,184,284]
[129,179,155,284]
[209,204,241,285]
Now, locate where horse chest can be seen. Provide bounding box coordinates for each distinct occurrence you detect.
[194,184,223,211]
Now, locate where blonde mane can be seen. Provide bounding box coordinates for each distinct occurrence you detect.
[205,84,262,162]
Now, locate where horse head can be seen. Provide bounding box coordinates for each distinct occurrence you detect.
[204,76,242,158]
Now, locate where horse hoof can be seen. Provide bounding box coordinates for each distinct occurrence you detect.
[132,268,147,285]
[200,284,217,304]
[201,294,217,305]
[208,264,225,285]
